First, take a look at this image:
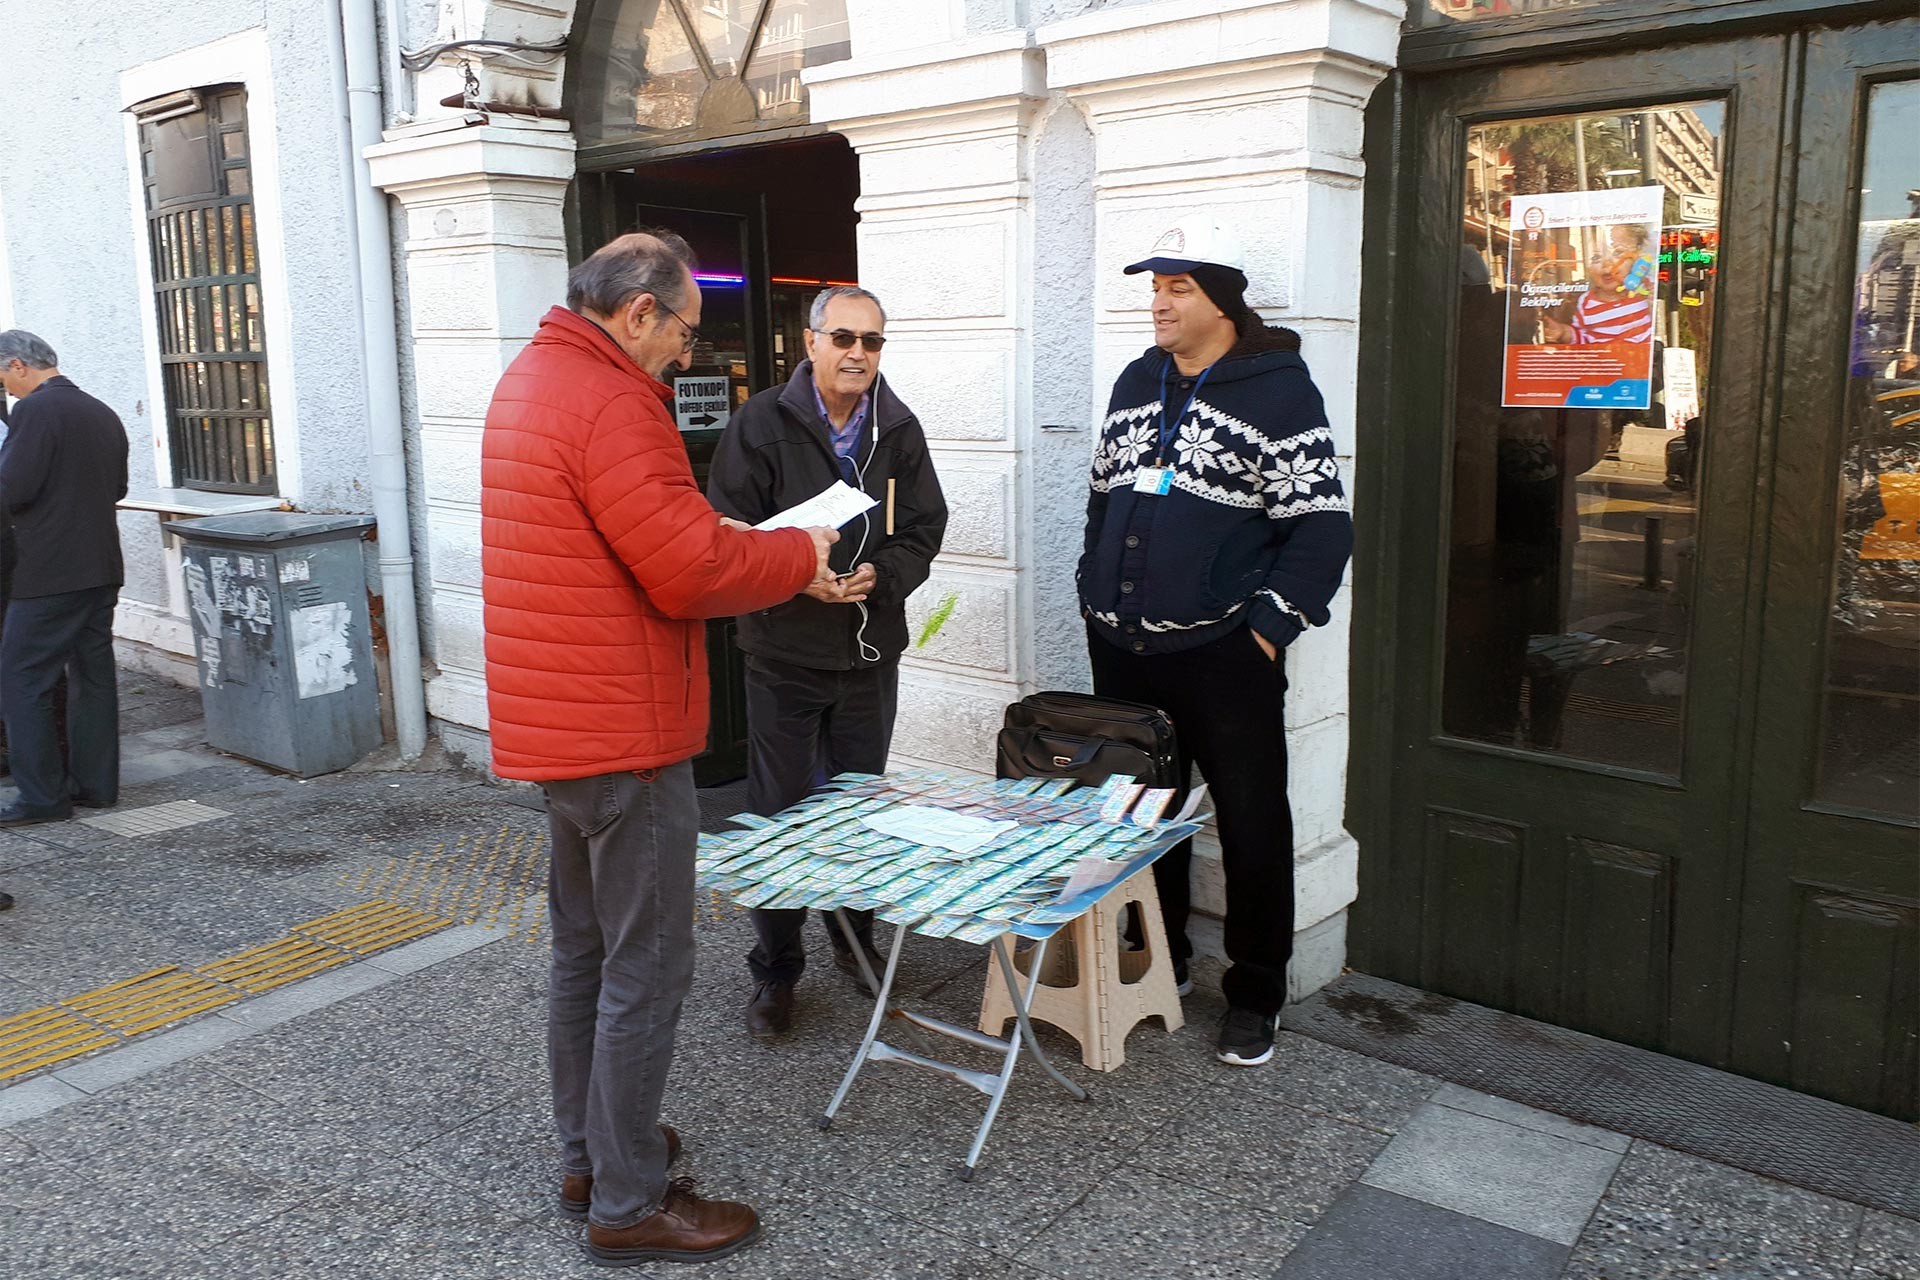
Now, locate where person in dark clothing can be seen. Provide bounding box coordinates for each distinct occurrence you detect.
[1079,221,1353,1067]
[0,394,9,905]
[0,393,69,782]
[0,331,128,824]
[708,286,948,1038]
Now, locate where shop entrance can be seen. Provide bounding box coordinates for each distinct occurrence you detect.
[1354,12,1918,1118]
[571,135,861,782]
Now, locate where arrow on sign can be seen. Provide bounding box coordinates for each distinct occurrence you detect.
[687,413,718,428]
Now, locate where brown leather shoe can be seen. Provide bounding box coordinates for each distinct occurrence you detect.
[583,1177,761,1266]
[745,981,794,1038]
[558,1124,682,1220]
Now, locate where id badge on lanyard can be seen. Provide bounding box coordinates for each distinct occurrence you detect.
[1137,361,1210,498]
[1133,466,1173,495]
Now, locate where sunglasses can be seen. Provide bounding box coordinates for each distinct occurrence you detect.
[820,329,886,353]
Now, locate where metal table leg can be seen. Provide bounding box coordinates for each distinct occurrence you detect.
[817,927,1090,1181]
[819,922,909,1129]
[957,935,1089,1180]
[991,934,1089,1104]
[831,906,883,995]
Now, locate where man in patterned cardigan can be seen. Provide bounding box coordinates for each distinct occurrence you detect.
[1078,219,1353,1068]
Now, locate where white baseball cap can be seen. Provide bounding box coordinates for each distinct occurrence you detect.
[1124,219,1246,276]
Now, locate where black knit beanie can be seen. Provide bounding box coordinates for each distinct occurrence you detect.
[1188,263,1252,327]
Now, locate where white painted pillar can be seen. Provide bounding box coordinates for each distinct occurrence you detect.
[806,32,1050,771]
[364,119,576,758]
[1038,0,1400,996]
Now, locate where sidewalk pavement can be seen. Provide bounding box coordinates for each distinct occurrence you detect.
[0,668,1911,1279]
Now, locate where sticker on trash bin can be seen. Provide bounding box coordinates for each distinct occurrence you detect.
[237,584,273,635]
[210,555,240,613]
[279,559,310,585]
[185,563,218,639]
[199,636,222,687]
[291,602,356,699]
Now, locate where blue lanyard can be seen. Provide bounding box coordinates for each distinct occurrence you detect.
[1156,360,1212,466]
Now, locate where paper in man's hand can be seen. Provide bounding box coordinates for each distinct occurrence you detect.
[755,481,878,532]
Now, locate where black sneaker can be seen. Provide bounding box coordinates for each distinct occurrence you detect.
[1216,1007,1277,1066]
[1173,959,1192,998]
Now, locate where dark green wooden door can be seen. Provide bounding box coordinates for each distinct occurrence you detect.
[1727,19,1919,1116]
[1353,16,1919,1118]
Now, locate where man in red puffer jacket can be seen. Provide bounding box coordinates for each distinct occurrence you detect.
[482,229,834,1267]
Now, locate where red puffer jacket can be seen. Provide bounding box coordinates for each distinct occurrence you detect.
[482,306,816,781]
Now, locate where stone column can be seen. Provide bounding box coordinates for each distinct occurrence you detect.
[806,32,1050,770]
[365,118,576,763]
[1039,0,1400,996]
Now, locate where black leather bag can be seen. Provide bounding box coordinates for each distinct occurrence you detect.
[995,691,1180,790]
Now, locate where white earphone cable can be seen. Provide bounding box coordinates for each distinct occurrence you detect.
[846,418,882,665]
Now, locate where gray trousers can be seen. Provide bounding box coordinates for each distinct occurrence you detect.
[544,762,697,1229]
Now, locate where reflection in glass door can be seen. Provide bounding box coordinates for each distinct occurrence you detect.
[1444,104,1724,775]
[636,203,761,427]
[1819,78,1920,819]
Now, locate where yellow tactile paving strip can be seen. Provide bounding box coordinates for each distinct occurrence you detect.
[0,1007,121,1079]
[62,968,241,1035]
[343,825,551,943]
[338,824,745,934]
[0,900,456,1084]
[196,934,353,996]
[293,901,452,956]
[0,822,567,1084]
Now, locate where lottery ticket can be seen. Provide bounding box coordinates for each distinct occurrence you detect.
[1097,784,1146,824]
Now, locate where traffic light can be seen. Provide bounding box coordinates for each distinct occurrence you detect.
[1658,227,1717,306]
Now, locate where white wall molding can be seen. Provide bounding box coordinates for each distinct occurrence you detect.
[368,117,576,738]
[807,38,1049,769]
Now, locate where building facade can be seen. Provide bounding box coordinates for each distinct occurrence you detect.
[0,0,1912,1119]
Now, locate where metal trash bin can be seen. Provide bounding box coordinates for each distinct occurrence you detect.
[169,512,382,777]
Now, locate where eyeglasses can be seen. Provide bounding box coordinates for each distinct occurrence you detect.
[821,329,886,353]
[659,302,702,353]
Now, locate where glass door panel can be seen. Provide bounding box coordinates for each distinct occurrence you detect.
[1817,77,1920,819]
[1443,103,1726,774]
[633,201,770,435]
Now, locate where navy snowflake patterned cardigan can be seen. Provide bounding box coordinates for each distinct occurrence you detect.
[1077,326,1354,657]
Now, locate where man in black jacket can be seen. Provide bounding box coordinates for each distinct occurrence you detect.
[1080,221,1353,1069]
[0,331,129,824]
[709,286,947,1037]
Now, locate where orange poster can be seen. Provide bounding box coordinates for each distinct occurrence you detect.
[1502,185,1664,410]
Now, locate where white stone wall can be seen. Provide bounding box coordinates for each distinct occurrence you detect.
[0,7,378,669]
[1038,0,1399,991]
[808,22,1048,771]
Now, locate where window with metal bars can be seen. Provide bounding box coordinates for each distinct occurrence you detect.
[135,85,275,494]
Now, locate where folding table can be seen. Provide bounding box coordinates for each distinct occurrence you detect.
[695,768,1202,1179]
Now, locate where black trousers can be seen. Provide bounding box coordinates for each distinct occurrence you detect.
[1,586,119,815]
[744,654,899,985]
[1088,624,1294,1015]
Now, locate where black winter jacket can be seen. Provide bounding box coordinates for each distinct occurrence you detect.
[0,377,129,599]
[1079,327,1353,656]
[708,363,947,670]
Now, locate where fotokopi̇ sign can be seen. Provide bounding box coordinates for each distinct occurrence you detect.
[1503,185,1665,410]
